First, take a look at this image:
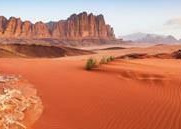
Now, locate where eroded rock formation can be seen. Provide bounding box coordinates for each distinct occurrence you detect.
[0,75,43,129]
[0,12,115,40]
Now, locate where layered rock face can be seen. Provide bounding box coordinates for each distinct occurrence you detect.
[0,12,115,40]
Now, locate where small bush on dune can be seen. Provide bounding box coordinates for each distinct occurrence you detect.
[85,56,116,70]
[107,57,111,62]
[100,56,115,64]
[100,56,108,64]
[110,56,115,61]
[86,58,97,70]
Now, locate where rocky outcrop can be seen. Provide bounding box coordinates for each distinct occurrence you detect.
[122,33,178,44]
[0,74,44,129]
[0,16,7,35]
[0,12,115,40]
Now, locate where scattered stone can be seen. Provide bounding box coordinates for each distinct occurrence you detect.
[0,75,43,129]
[0,75,20,83]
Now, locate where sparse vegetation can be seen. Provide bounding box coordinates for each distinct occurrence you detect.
[100,56,115,64]
[85,56,116,70]
[100,56,108,64]
[86,58,97,70]
[110,56,115,61]
[106,57,111,62]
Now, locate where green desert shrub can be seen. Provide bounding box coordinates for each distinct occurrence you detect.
[85,58,97,70]
[106,57,111,62]
[110,56,115,61]
[100,56,115,64]
[100,56,108,64]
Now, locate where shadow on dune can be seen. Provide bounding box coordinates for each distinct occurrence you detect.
[0,44,95,58]
[117,49,181,60]
[89,61,168,85]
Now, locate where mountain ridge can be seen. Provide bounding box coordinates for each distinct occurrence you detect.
[121,32,179,43]
[0,12,115,40]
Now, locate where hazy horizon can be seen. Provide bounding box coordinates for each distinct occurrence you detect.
[1,0,181,39]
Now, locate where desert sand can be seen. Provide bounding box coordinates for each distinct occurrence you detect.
[0,44,181,129]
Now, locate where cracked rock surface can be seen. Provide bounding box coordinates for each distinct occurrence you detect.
[0,75,43,129]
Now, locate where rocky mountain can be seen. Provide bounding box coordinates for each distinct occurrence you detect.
[121,32,147,41]
[122,33,178,43]
[0,12,115,40]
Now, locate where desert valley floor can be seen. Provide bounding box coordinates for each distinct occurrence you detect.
[0,44,181,129]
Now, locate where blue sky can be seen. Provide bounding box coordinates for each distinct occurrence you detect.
[1,0,181,39]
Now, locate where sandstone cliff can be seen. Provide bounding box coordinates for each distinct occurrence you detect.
[0,12,115,40]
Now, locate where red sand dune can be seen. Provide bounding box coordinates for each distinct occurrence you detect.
[0,44,94,58]
[0,57,181,129]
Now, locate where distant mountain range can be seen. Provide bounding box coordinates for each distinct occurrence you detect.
[0,12,119,46]
[0,12,114,40]
[121,32,180,44]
